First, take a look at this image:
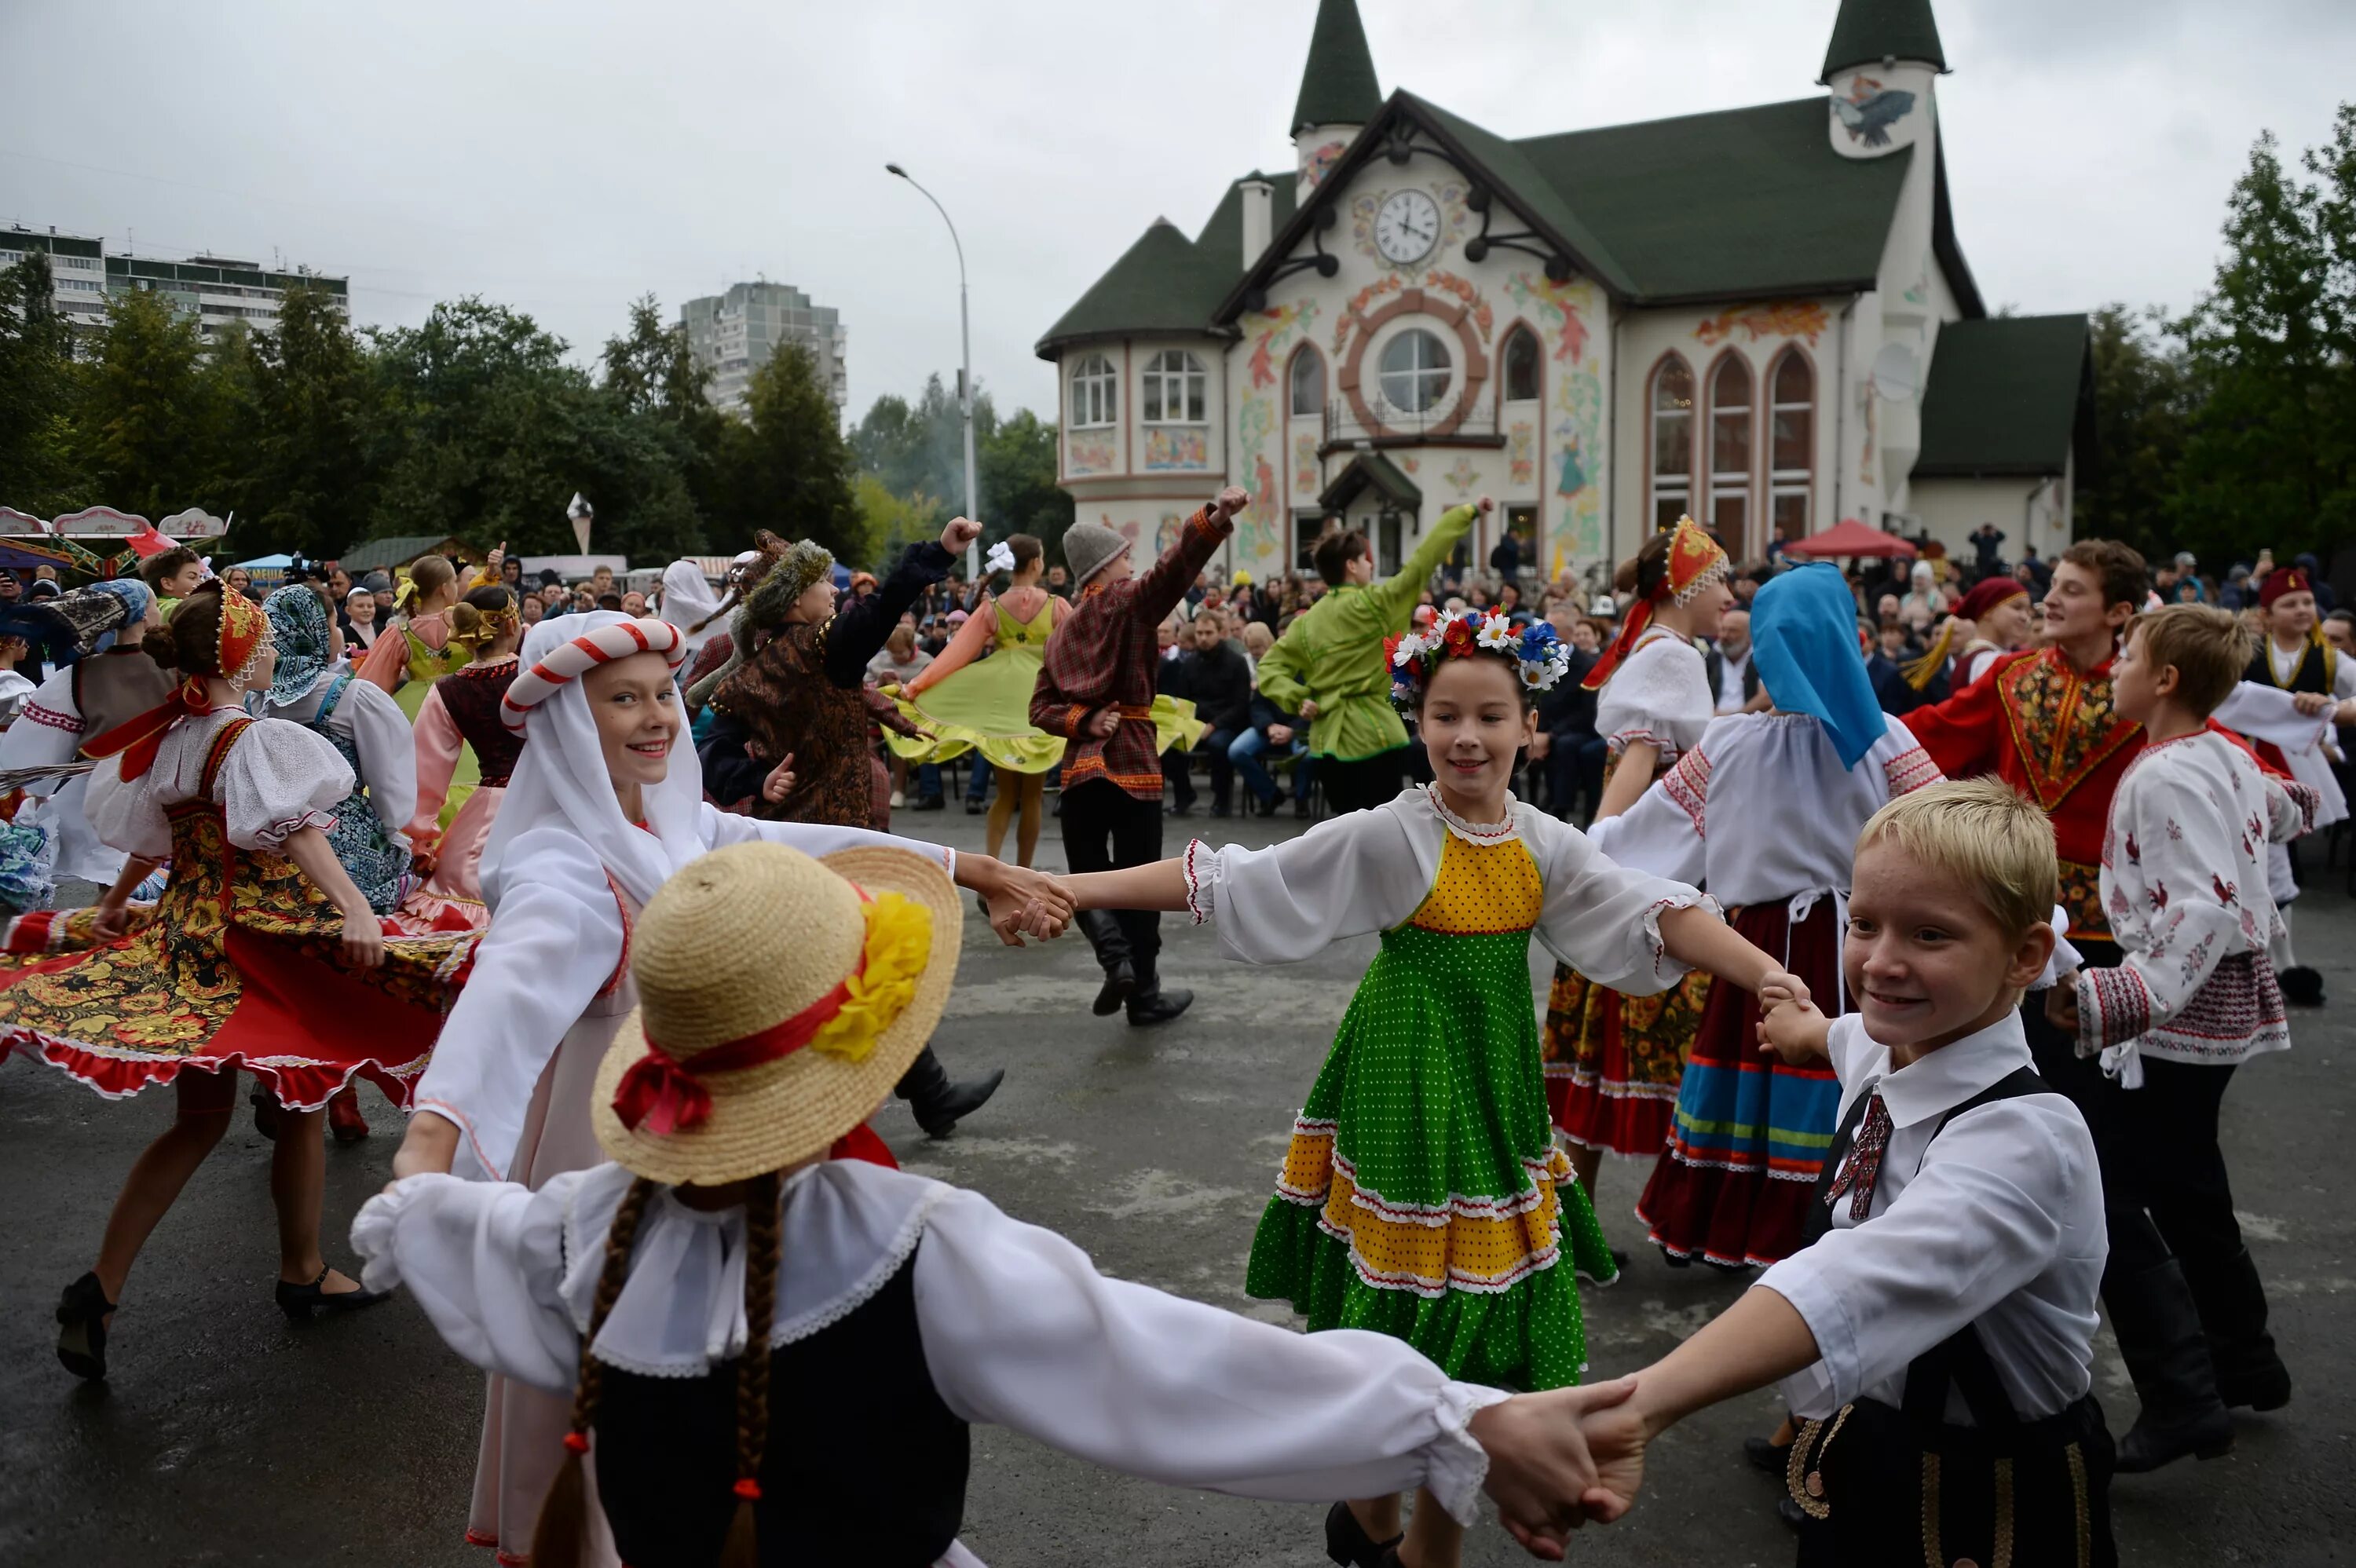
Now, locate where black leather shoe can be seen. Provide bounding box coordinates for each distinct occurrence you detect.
[1744,1433,1791,1475]
[2113,1260,2235,1471]
[1166,802,1193,817]
[249,1087,282,1142]
[964,799,984,815]
[1209,802,1231,818]
[896,1044,1006,1139]
[1776,1495,1809,1530]
[1323,1500,1401,1568]
[1125,987,1194,1026]
[907,796,946,812]
[56,1272,115,1381]
[276,1269,390,1322]
[2278,965,2324,1006]
[1092,959,1136,1018]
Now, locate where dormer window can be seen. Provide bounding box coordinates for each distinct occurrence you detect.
[1142,350,1206,423]
[1070,353,1118,428]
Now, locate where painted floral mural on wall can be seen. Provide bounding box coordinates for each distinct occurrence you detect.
[1332,275,1403,360]
[1693,301,1829,347]
[1301,140,1348,192]
[1443,455,1480,495]
[1234,299,1323,563]
[1066,435,1117,477]
[1421,270,1494,342]
[1142,428,1208,471]
[1509,422,1535,488]
[1294,433,1320,497]
[1505,272,1608,560]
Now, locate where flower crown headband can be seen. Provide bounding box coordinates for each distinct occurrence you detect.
[1385,607,1572,715]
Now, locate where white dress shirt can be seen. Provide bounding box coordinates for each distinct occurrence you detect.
[1759,1011,2105,1423]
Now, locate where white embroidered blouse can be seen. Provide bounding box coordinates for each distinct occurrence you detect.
[1593,630,1714,764]
[1182,784,1712,990]
[353,1159,1513,1533]
[86,708,351,858]
[2076,731,2314,1070]
[259,667,418,835]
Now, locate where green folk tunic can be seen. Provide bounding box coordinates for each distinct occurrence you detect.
[1256,503,1478,762]
[1186,786,1709,1390]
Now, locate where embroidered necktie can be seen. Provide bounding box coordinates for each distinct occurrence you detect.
[1822,1091,1893,1221]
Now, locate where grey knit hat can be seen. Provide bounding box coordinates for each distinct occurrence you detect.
[1063,521,1131,587]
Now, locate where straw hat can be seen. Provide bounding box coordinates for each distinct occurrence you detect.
[591,841,960,1185]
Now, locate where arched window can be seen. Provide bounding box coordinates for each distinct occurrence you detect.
[1142,349,1205,424]
[1501,325,1541,403]
[1707,353,1754,545]
[1070,353,1117,428]
[1377,328,1452,415]
[1289,345,1326,417]
[1768,349,1813,547]
[1649,355,1694,529]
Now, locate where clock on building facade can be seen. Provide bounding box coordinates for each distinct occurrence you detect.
[1372,188,1440,266]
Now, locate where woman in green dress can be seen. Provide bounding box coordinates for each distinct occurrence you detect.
[1059,597,1802,1568]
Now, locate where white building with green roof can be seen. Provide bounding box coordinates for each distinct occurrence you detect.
[1039,0,2094,583]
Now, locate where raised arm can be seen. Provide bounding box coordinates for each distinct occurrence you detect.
[1132,487,1246,627]
[821,521,971,687]
[1369,499,1483,623]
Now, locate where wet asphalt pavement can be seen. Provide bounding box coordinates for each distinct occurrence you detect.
[2,804,2351,1566]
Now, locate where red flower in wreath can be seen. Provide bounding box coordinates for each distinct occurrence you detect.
[1383,634,1403,668]
[1441,618,1476,656]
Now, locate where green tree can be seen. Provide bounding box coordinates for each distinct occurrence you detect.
[2073,305,2193,560]
[75,287,223,519]
[712,342,865,564]
[218,286,383,557]
[979,407,1073,557]
[0,253,86,511]
[2170,112,2354,561]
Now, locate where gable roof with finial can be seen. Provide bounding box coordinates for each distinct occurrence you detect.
[1820,0,1948,81]
[1292,0,1381,133]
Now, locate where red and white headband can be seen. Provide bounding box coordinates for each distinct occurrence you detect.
[502,618,688,733]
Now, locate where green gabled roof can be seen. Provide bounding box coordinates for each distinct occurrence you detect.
[1821,0,1947,81]
[1293,0,1382,133]
[1407,92,1637,296]
[1514,97,1910,302]
[1912,314,2092,478]
[338,534,477,572]
[1037,174,1298,356]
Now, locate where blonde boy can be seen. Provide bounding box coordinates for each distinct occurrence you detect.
[1568,780,2115,1568]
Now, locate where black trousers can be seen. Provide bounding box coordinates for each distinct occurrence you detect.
[1061,778,1163,978]
[1165,726,1242,811]
[2023,941,2246,1290]
[1317,747,1409,816]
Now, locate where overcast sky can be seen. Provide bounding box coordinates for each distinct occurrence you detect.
[4,0,2348,424]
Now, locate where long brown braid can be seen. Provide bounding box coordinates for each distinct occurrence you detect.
[529,1175,658,1568]
[719,1170,784,1568]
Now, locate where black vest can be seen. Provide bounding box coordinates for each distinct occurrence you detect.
[2244,637,2333,696]
[593,1248,970,1568]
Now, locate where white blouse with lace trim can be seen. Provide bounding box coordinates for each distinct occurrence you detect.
[86,708,351,859]
[1181,783,1712,990]
[262,667,419,835]
[1594,630,1714,762]
[353,1158,1511,1528]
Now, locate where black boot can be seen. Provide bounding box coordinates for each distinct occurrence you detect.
[894,1044,1005,1139]
[2186,1245,2291,1411]
[2109,1260,2234,1471]
[1076,911,1135,1016]
[1125,962,1192,1027]
[2277,965,2323,1007]
[55,1272,115,1382]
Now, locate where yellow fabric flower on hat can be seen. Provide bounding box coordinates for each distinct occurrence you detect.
[807,892,934,1064]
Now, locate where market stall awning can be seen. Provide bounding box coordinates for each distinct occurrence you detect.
[1783,518,1916,558]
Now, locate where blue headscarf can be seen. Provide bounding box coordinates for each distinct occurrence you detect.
[1750,563,1886,769]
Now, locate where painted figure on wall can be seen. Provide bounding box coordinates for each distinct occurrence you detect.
[1831,73,1915,148]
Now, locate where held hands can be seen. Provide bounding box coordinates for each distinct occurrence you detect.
[939,517,984,556]
[1758,993,1831,1065]
[966,857,1074,947]
[1472,1378,1641,1559]
[2292,691,2332,716]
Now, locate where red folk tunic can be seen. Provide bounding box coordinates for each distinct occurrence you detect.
[1030,505,1231,802]
[1902,647,2143,941]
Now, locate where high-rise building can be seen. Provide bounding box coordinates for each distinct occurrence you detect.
[679,281,847,418]
[0,225,349,342]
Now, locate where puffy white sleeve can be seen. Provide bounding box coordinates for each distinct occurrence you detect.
[412,828,625,1182]
[1185,804,1437,963]
[350,1171,582,1395]
[0,667,83,789]
[1597,638,1713,758]
[697,802,957,880]
[1583,742,1709,884]
[913,1186,1509,1526]
[1525,807,1713,993]
[335,676,417,835]
[84,758,173,860]
[2076,768,2247,1051]
[218,718,353,850]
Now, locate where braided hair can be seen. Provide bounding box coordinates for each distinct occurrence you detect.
[529,1175,657,1568]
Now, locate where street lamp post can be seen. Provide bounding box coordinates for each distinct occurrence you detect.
[887,163,980,582]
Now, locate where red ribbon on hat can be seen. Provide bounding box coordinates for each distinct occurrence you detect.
[611,944,872,1136]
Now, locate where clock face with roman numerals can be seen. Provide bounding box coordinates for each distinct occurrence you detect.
[1374,189,1440,266]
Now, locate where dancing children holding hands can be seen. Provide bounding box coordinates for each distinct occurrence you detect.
[358,839,1638,1568]
[1572,780,2116,1567]
[1057,517,1802,1568]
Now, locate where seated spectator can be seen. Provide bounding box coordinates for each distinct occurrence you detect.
[1164,612,1253,817]
[1533,615,1604,821]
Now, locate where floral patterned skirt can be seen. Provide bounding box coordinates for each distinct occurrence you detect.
[1542,959,1714,1160]
[0,800,465,1110]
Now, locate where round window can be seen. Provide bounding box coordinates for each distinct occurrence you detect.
[1377,329,1453,416]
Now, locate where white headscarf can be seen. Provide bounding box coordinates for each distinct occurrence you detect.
[481,612,706,912]
[657,559,724,660]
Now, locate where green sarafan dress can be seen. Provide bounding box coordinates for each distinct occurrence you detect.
[1185,784,1710,1391]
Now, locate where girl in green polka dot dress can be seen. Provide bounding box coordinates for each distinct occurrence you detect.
[1063,576,1803,1568]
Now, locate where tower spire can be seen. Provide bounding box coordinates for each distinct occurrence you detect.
[1820,0,1947,83]
[1291,0,1381,137]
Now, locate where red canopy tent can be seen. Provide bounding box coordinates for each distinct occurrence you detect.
[1782,518,1916,558]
